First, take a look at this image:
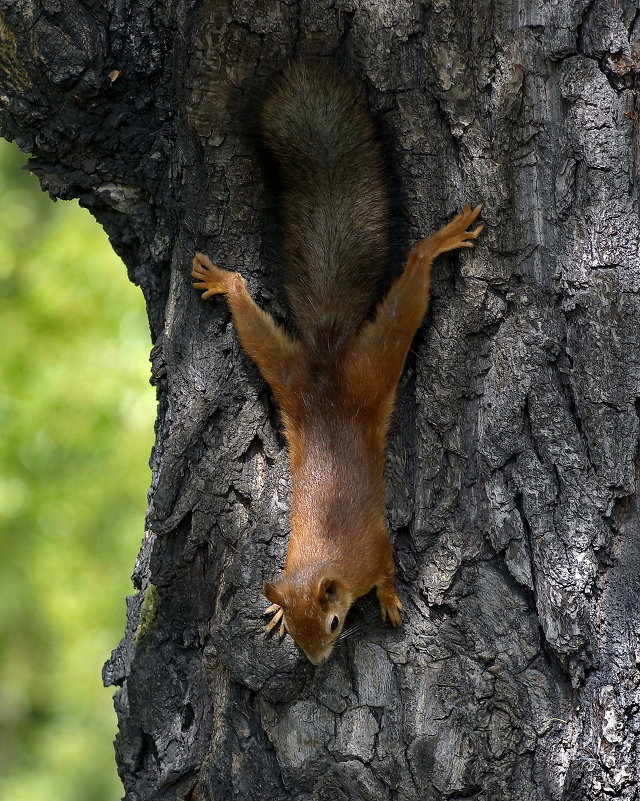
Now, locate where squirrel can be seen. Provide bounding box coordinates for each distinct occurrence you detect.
[192,63,483,665]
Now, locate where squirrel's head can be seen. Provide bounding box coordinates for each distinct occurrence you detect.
[264,572,352,665]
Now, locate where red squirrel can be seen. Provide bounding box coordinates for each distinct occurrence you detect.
[192,64,483,664]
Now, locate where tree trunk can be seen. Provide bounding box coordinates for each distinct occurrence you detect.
[2,1,639,798]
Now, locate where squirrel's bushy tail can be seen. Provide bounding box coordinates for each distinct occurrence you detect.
[261,63,389,355]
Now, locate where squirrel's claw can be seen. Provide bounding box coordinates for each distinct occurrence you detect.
[264,603,287,638]
[192,252,229,298]
[379,592,403,628]
[445,204,484,247]
[409,203,484,263]
[432,203,484,255]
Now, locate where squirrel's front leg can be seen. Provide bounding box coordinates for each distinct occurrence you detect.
[377,579,403,627]
[375,540,403,626]
[192,252,303,399]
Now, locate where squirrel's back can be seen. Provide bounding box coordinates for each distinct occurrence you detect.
[261,64,389,355]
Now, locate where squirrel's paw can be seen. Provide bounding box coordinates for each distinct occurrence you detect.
[430,203,484,256]
[264,603,287,638]
[192,252,232,299]
[378,590,403,628]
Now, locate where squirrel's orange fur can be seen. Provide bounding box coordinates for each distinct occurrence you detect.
[192,65,483,664]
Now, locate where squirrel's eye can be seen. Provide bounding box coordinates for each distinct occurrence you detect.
[330,615,340,633]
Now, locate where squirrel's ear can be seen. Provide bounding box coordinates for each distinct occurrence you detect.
[317,576,339,603]
[264,580,287,607]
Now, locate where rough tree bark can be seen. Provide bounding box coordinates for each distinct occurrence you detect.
[2,1,640,799]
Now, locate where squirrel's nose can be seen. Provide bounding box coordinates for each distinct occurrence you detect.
[306,653,325,666]
[304,647,331,666]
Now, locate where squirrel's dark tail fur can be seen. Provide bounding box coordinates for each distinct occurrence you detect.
[261,63,389,356]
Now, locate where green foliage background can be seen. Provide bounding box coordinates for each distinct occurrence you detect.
[0,139,154,800]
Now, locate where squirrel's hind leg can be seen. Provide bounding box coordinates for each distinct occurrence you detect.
[192,252,303,399]
[192,252,231,298]
[345,205,483,402]
[423,203,483,259]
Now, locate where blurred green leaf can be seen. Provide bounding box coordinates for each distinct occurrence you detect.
[0,139,154,801]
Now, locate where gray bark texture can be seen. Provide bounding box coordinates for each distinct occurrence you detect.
[2,0,640,799]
